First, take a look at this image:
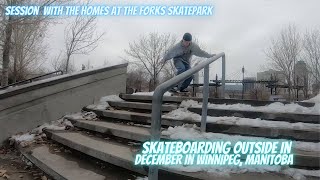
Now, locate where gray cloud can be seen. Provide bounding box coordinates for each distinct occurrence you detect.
[45,0,320,79]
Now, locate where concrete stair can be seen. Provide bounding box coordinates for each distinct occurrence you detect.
[81,108,320,142]
[107,101,320,124]
[119,94,315,107]
[19,94,320,180]
[64,117,320,169]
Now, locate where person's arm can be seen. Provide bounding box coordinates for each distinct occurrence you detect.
[163,44,182,61]
[192,43,215,58]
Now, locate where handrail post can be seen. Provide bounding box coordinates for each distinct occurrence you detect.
[200,65,209,132]
[221,55,226,98]
[148,93,163,180]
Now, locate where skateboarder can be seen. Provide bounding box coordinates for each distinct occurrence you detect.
[162,33,216,93]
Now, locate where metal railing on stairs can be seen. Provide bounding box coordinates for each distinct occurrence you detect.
[0,70,64,90]
[149,52,226,180]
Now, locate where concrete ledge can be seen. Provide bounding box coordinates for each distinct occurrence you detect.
[120,94,315,107]
[0,64,127,145]
[188,108,320,124]
[0,63,128,100]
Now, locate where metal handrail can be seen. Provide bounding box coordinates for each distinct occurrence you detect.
[0,70,64,90]
[148,52,225,180]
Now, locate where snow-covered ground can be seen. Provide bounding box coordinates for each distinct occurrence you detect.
[180,99,320,115]
[64,111,98,121]
[136,168,319,180]
[163,108,320,132]
[161,125,320,180]
[86,94,124,110]
[132,91,172,96]
[162,124,320,152]
[135,177,148,180]
[10,118,73,147]
[303,93,320,103]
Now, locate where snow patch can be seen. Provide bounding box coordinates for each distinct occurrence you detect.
[135,177,148,180]
[180,100,200,108]
[163,108,199,121]
[180,100,320,115]
[86,102,110,110]
[31,119,72,134]
[169,165,282,178]
[100,95,124,102]
[86,95,124,110]
[162,125,320,179]
[11,134,35,142]
[286,169,320,178]
[303,93,320,103]
[10,118,73,147]
[162,124,319,153]
[133,91,172,96]
[163,108,320,132]
[64,112,98,121]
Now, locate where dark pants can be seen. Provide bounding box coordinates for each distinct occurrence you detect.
[174,58,193,90]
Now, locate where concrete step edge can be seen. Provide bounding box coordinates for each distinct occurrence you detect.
[119,94,316,107]
[83,107,320,142]
[44,129,318,180]
[67,117,320,169]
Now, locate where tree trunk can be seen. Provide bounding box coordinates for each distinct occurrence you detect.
[13,43,18,83]
[153,67,157,90]
[65,55,70,73]
[1,16,13,87]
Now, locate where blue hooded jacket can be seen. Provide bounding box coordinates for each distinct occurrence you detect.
[163,40,214,64]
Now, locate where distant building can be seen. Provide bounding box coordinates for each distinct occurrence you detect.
[294,61,309,99]
[225,84,242,99]
[257,69,286,95]
[294,61,308,86]
[243,77,256,92]
[312,83,320,95]
[225,84,242,91]
[257,69,286,84]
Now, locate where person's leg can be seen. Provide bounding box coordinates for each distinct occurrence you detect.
[173,58,186,90]
[180,63,193,91]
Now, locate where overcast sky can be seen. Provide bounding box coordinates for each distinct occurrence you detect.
[45,0,320,79]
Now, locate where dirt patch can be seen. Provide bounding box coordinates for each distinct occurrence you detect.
[0,147,49,180]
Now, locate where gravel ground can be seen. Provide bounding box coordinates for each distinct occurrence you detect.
[0,147,49,180]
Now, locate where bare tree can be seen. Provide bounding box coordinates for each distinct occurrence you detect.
[1,14,13,86]
[249,84,269,100]
[303,29,320,88]
[50,51,76,73]
[10,19,48,82]
[64,15,104,73]
[126,63,149,92]
[124,32,176,91]
[0,0,67,86]
[265,24,302,100]
[161,60,176,82]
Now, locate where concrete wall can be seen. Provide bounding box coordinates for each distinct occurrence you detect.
[0,64,127,145]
